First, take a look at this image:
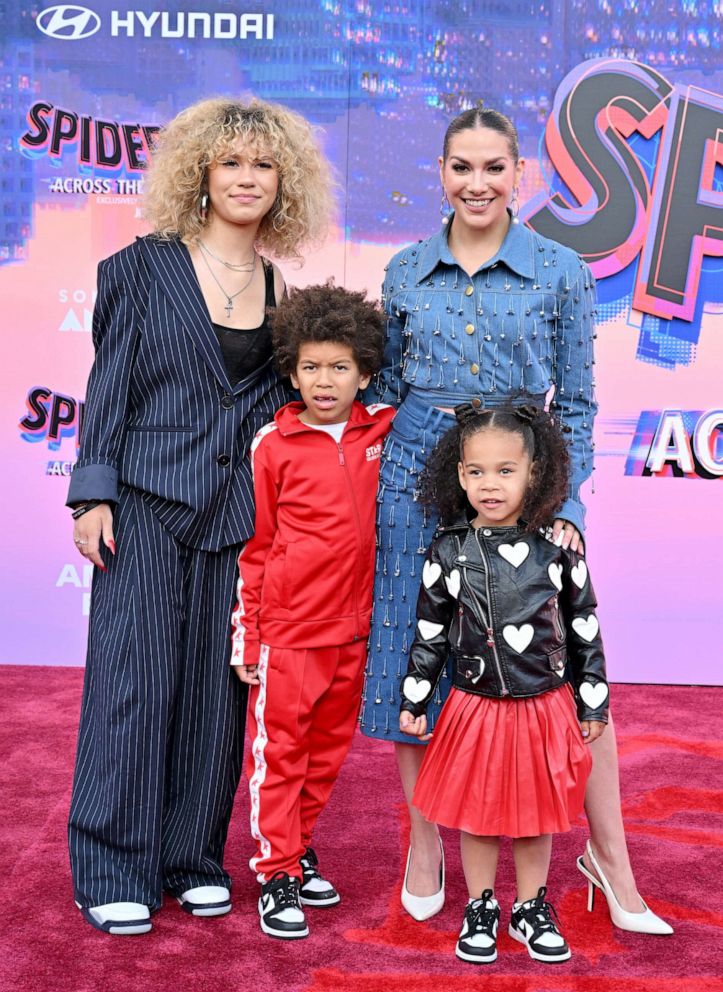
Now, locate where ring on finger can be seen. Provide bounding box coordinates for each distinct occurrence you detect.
[75,538,88,545]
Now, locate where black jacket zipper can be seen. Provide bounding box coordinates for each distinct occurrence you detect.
[459,537,509,696]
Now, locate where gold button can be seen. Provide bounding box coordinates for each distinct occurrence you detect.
[464,284,474,296]
[465,323,475,335]
[472,397,482,409]
[470,363,480,375]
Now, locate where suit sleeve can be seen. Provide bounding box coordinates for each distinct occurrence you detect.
[66,253,141,506]
[560,548,609,723]
[230,436,279,668]
[553,260,597,534]
[400,538,455,719]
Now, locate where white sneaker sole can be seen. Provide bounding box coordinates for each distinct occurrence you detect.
[300,892,341,907]
[177,900,232,917]
[259,916,310,939]
[455,945,497,964]
[107,922,153,935]
[258,899,309,939]
[508,923,571,962]
[77,903,152,936]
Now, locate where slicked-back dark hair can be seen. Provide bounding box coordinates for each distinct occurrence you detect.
[442,108,519,163]
[270,280,385,378]
[418,405,570,532]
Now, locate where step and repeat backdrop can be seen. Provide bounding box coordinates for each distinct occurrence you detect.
[2,1,721,682]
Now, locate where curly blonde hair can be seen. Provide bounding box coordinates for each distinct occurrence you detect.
[144,97,335,259]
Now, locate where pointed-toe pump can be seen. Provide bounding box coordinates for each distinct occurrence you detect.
[401,840,445,921]
[577,840,673,935]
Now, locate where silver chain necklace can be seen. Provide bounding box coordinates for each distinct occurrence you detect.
[199,246,257,318]
[199,239,256,272]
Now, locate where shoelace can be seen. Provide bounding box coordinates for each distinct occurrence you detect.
[466,890,498,934]
[519,887,562,938]
[300,848,321,881]
[267,871,300,907]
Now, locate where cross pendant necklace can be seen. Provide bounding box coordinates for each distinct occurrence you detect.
[198,244,257,320]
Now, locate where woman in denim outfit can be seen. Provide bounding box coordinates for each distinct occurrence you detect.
[360,108,671,936]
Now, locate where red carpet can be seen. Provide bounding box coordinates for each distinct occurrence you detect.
[1,668,721,992]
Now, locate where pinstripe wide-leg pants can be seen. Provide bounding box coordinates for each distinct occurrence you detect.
[69,485,247,911]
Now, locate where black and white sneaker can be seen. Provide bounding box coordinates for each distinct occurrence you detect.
[299,847,341,907]
[508,886,571,963]
[258,872,309,939]
[455,889,500,964]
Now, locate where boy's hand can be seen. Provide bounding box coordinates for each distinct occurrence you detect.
[581,720,606,744]
[399,712,432,741]
[234,664,260,685]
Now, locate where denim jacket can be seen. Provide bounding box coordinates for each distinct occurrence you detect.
[373,217,597,533]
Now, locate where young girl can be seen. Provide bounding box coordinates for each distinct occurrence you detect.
[399,403,609,965]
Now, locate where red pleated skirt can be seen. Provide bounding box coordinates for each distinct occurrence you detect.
[412,684,592,837]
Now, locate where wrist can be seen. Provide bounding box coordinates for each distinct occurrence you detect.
[71,500,106,519]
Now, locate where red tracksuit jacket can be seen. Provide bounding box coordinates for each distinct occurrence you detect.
[230,400,395,667]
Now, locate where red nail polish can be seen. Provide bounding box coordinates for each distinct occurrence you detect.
[107,539,116,554]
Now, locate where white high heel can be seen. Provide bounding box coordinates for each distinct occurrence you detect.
[401,839,445,921]
[577,840,673,935]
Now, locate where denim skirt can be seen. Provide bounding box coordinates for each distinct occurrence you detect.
[359,392,456,743]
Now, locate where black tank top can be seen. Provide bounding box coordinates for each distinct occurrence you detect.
[213,259,276,386]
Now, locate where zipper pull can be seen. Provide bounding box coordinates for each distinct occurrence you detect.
[486,627,495,647]
[337,443,345,465]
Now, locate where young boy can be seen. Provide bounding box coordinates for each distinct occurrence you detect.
[230,282,394,940]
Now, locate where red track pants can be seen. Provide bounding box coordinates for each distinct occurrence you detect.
[246,640,367,881]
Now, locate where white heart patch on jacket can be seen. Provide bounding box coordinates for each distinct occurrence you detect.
[579,681,608,710]
[402,676,432,704]
[571,560,588,590]
[572,614,599,642]
[444,569,461,599]
[498,542,529,568]
[502,623,534,653]
[417,619,444,641]
[422,560,442,589]
[548,563,563,592]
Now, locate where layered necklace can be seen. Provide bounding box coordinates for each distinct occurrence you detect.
[198,241,257,319]
[199,239,255,271]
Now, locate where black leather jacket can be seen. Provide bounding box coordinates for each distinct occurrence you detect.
[400,518,609,724]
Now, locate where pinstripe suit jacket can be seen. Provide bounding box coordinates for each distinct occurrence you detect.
[67,235,289,551]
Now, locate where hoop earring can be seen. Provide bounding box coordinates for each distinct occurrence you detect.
[510,187,519,219]
[199,193,208,223]
[440,189,451,225]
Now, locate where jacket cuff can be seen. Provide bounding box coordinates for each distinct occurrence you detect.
[575,678,609,724]
[578,705,609,725]
[67,463,119,507]
[400,699,426,719]
[230,635,260,668]
[556,496,586,535]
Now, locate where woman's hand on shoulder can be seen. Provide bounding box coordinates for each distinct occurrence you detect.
[399,711,432,741]
[72,504,115,571]
[552,518,585,555]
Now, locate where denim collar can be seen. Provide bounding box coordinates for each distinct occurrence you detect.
[415,212,536,284]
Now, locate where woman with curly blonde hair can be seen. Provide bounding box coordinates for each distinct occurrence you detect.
[66,96,335,936]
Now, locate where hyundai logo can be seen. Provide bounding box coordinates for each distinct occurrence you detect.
[36,5,101,40]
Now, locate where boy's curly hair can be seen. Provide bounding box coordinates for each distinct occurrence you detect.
[271,282,385,377]
[418,405,571,532]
